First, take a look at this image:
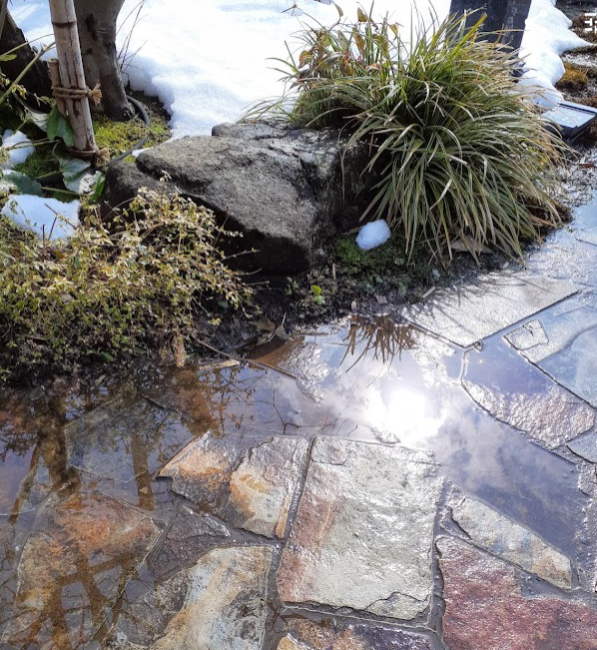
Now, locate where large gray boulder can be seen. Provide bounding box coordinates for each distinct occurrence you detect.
[104,120,370,275]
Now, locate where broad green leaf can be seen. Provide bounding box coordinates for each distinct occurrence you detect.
[0,171,43,196]
[47,106,74,147]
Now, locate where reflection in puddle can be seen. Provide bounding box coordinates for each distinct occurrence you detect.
[0,315,590,647]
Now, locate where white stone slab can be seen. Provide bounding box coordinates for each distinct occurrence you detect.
[401,271,576,347]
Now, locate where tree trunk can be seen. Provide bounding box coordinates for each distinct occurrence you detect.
[0,12,52,101]
[73,0,132,120]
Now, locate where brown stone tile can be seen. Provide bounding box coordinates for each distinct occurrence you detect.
[286,618,435,649]
[2,493,159,649]
[159,434,308,538]
[438,536,597,650]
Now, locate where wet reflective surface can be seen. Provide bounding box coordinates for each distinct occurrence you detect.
[0,311,594,648]
[7,186,597,647]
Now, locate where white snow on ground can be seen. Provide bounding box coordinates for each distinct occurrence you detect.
[521,0,588,107]
[9,0,584,139]
[11,0,582,137]
[1,130,35,169]
[1,196,80,239]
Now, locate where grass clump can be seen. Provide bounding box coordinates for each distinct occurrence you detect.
[0,188,249,382]
[253,10,567,263]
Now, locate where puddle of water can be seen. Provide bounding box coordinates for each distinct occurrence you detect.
[0,315,591,647]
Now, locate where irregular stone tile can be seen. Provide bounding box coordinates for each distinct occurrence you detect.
[438,537,597,650]
[568,431,597,463]
[277,438,442,620]
[2,493,159,649]
[65,398,194,483]
[149,505,231,578]
[286,619,435,649]
[0,522,16,639]
[108,546,273,650]
[159,435,308,538]
[451,496,572,589]
[278,637,307,650]
[515,305,597,407]
[463,339,594,449]
[401,270,576,347]
[505,320,548,351]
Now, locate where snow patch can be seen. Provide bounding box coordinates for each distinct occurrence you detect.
[1,130,35,169]
[10,0,584,138]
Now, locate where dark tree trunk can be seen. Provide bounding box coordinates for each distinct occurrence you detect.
[449,0,532,52]
[74,0,132,120]
[0,12,52,102]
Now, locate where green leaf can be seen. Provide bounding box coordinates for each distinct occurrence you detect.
[0,171,43,196]
[47,106,74,147]
[25,107,50,134]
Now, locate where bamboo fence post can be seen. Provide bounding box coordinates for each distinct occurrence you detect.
[48,60,67,116]
[48,0,98,159]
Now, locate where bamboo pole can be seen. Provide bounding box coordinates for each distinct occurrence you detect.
[48,0,97,157]
[48,59,67,116]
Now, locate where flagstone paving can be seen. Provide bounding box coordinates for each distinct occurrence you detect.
[401,270,576,347]
[277,439,442,620]
[5,197,597,648]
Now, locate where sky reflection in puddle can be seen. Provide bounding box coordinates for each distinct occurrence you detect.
[0,314,590,647]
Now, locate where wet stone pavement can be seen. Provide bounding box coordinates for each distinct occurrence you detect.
[6,201,597,649]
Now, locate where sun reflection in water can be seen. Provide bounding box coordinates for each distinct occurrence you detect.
[365,382,444,446]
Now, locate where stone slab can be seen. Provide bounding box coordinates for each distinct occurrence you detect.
[277,438,442,620]
[65,398,193,483]
[159,434,308,538]
[2,494,159,649]
[438,537,597,650]
[401,271,576,347]
[513,305,597,407]
[109,546,273,650]
[285,619,435,650]
[451,496,572,589]
[568,432,597,464]
[463,339,594,449]
[504,320,548,351]
[149,506,231,578]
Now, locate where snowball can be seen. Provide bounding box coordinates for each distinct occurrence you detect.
[356,220,391,251]
[1,130,35,169]
[2,195,80,240]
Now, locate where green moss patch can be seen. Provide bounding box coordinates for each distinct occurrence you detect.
[556,63,590,92]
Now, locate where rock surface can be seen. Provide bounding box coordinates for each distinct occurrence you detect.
[438,536,597,650]
[568,431,597,463]
[2,494,159,649]
[451,496,572,589]
[159,434,308,538]
[277,438,442,619]
[118,546,272,650]
[285,619,435,650]
[149,506,231,578]
[463,340,594,449]
[505,320,549,350]
[402,271,576,347]
[515,304,597,407]
[106,120,370,275]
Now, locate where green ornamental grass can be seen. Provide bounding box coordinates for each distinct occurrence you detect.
[252,9,568,262]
